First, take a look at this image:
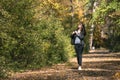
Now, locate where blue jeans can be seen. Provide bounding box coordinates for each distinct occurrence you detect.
[74,44,84,66]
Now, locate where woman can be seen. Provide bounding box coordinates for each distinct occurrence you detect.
[70,22,86,70]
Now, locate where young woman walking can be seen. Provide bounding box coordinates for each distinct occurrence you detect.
[71,22,86,70]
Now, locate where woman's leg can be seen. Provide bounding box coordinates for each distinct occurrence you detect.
[78,46,83,66]
[74,45,83,66]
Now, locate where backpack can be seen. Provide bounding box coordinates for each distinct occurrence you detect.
[71,37,75,45]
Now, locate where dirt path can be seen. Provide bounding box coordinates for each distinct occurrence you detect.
[9,51,120,80]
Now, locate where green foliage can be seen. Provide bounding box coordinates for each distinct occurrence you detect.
[0,0,71,78]
[105,18,120,52]
[22,17,71,69]
[0,0,40,76]
[35,18,69,66]
[0,0,100,78]
[85,0,120,51]
[0,56,8,78]
[96,0,120,51]
[93,25,103,48]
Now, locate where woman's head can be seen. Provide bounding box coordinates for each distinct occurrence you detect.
[78,22,83,30]
[77,22,86,36]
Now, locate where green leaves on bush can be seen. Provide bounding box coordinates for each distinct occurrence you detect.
[0,0,71,78]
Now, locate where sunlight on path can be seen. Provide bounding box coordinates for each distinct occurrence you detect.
[10,51,120,80]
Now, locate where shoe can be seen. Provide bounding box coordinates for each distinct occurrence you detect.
[78,66,82,70]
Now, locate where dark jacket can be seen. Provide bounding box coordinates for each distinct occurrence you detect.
[70,31,85,46]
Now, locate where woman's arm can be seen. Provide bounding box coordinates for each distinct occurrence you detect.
[70,31,76,39]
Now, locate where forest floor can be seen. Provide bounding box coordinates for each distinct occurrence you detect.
[6,50,120,80]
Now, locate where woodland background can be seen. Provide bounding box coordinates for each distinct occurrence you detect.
[0,0,120,78]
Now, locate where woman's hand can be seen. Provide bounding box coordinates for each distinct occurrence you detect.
[73,31,78,34]
[72,31,75,34]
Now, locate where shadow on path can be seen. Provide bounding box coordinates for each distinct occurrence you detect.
[7,51,120,80]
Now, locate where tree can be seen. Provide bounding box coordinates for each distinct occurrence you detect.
[0,0,40,73]
[0,0,71,74]
[84,0,120,51]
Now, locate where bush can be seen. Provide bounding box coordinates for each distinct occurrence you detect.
[0,56,8,78]
[0,0,72,77]
[29,18,70,67]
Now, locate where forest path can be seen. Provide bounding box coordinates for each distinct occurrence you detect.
[10,50,120,80]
